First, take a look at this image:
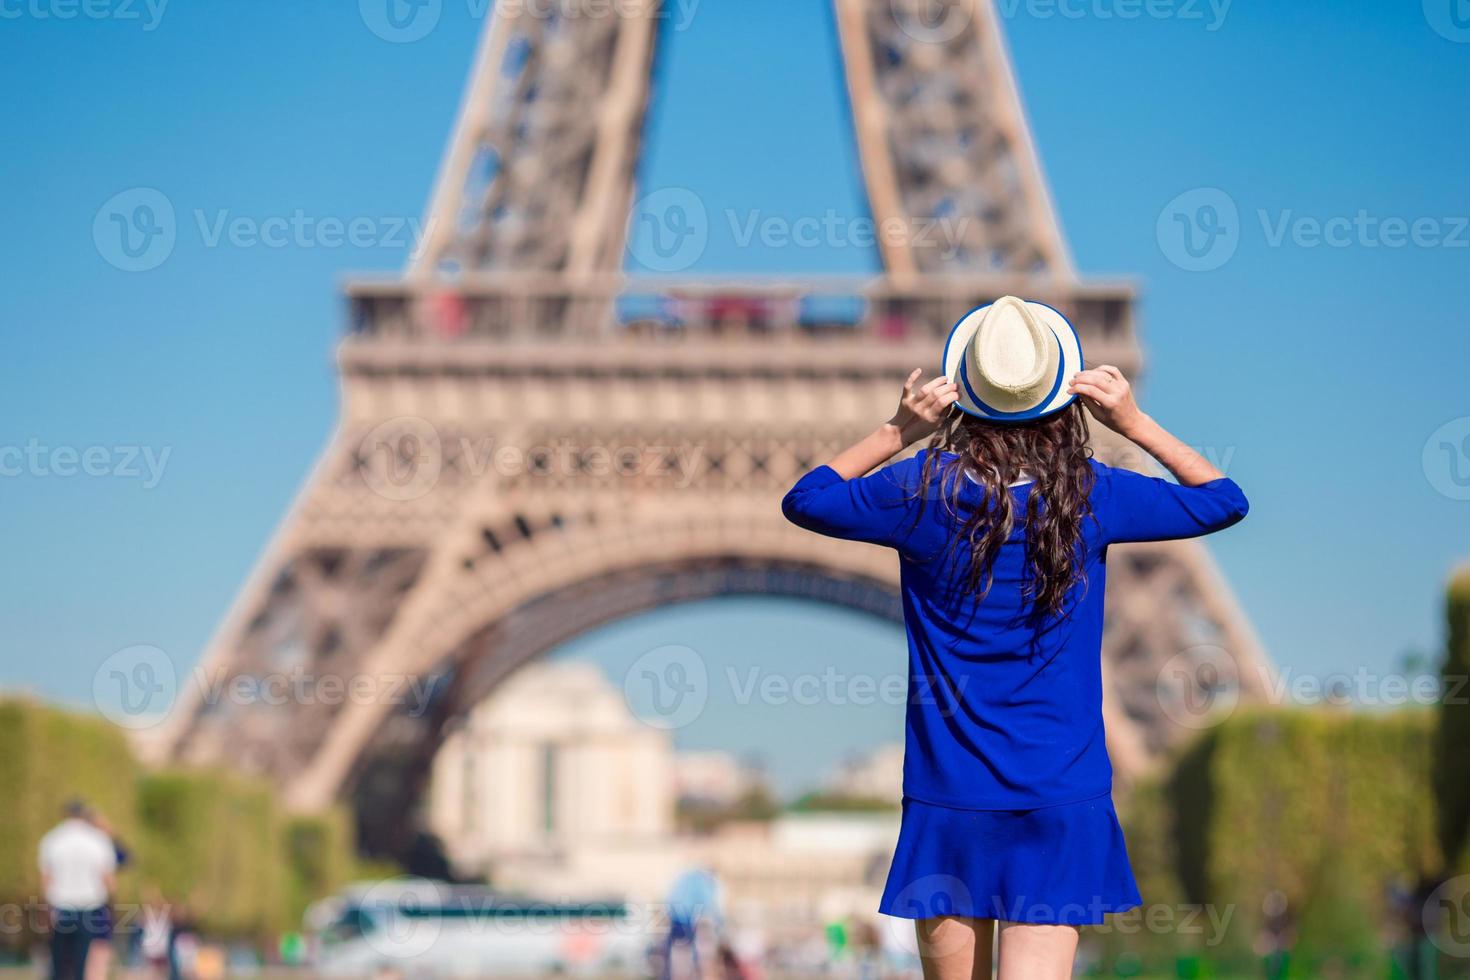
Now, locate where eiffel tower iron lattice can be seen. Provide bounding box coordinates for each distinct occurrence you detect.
[159,0,1272,850]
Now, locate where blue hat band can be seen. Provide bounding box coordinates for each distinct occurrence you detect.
[956,329,1067,421]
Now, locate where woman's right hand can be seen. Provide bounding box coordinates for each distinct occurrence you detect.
[1072,365,1225,485]
[1069,365,1144,437]
[890,369,959,446]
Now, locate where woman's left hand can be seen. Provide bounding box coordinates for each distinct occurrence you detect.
[818,370,958,479]
[890,369,960,446]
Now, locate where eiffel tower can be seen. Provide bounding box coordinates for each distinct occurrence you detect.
[160,0,1272,853]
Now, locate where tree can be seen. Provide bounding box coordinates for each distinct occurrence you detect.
[1432,564,1470,872]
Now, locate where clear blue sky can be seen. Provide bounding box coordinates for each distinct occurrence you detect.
[2,0,1468,795]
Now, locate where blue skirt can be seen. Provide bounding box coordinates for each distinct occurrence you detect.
[878,794,1141,926]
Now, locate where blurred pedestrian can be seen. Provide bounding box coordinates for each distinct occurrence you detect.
[82,809,129,980]
[38,800,117,980]
[168,902,202,980]
[663,866,724,980]
[848,915,881,980]
[727,923,767,980]
[716,939,747,980]
[824,916,848,968]
[136,887,172,979]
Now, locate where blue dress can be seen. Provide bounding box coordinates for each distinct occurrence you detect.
[782,452,1248,925]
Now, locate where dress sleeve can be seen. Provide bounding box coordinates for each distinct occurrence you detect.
[1094,463,1249,544]
[781,454,922,550]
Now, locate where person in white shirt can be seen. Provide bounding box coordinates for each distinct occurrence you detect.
[38,801,117,980]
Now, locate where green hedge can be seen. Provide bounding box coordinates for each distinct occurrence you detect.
[135,772,364,938]
[1167,708,1438,917]
[1113,708,1440,977]
[282,808,355,926]
[134,769,289,937]
[0,699,363,946]
[0,698,140,912]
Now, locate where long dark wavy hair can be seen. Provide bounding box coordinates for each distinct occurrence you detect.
[914,402,1095,615]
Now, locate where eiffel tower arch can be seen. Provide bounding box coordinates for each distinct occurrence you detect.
[160,0,1272,853]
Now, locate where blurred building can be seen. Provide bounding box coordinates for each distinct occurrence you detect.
[825,743,905,800]
[427,660,898,934]
[694,812,900,938]
[673,750,763,807]
[427,660,676,892]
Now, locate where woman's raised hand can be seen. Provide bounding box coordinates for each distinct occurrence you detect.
[1071,364,1226,485]
[1069,365,1144,437]
[890,369,960,446]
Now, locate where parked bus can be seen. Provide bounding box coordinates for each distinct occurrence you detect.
[306,880,653,978]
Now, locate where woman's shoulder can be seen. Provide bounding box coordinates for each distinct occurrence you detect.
[885,447,954,479]
[1083,458,1145,513]
[913,447,967,474]
[866,450,929,499]
[1085,458,1140,493]
[887,448,980,494]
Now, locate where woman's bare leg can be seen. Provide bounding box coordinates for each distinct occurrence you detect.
[915,916,995,980]
[995,922,1078,980]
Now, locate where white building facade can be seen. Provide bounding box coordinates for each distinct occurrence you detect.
[427,660,899,932]
[428,661,674,884]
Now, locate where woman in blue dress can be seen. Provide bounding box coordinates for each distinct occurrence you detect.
[781,297,1249,979]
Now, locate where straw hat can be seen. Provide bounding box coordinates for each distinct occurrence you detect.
[941,296,1084,422]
